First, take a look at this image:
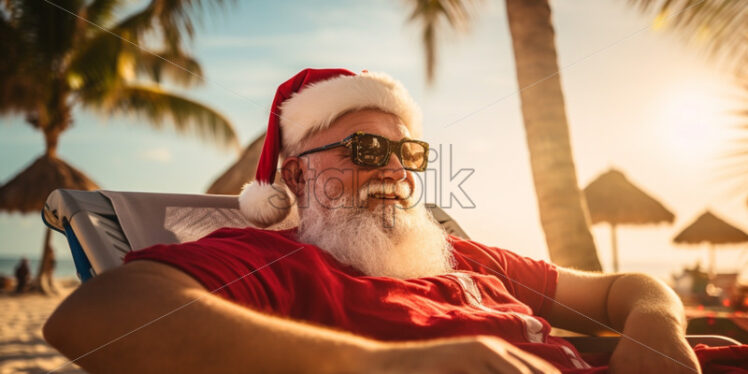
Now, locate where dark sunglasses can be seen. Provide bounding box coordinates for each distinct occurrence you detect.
[297,132,429,171]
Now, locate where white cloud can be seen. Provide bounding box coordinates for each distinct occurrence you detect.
[139,147,172,163]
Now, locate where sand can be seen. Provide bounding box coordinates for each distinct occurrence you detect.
[0,280,85,374]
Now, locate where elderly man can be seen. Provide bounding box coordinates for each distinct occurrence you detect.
[45,68,708,373]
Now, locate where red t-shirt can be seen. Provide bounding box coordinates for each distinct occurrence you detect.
[124,227,748,372]
[124,226,594,370]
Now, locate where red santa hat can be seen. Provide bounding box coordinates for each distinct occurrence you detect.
[238,68,423,227]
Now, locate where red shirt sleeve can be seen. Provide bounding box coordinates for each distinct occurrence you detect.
[451,236,559,316]
[123,227,279,313]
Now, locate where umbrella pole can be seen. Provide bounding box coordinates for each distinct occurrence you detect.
[32,228,58,295]
[708,244,715,279]
[611,223,619,273]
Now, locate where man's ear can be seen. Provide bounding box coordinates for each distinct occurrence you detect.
[281,156,306,198]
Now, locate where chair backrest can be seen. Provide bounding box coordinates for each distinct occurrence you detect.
[43,189,469,280]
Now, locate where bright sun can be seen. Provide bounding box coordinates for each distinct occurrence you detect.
[656,88,731,164]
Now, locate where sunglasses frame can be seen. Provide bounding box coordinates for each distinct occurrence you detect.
[296,131,429,172]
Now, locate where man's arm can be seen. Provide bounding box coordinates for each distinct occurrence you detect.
[44,260,559,374]
[541,268,699,373]
[44,260,376,373]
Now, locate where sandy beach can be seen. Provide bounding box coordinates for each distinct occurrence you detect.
[0,280,84,374]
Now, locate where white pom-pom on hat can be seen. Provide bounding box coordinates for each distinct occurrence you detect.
[238,181,290,228]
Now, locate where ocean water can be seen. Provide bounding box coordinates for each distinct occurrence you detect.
[0,257,78,279]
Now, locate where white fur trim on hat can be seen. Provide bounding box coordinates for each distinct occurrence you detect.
[238,181,291,227]
[279,71,422,148]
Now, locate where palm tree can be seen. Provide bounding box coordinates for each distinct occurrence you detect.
[407,0,602,271]
[0,0,238,293]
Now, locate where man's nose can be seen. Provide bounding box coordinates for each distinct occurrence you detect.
[377,152,407,181]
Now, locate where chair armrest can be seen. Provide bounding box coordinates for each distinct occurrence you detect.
[43,189,131,280]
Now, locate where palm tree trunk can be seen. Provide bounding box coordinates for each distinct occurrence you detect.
[504,0,602,271]
[43,126,61,158]
[33,228,57,294]
[33,127,61,294]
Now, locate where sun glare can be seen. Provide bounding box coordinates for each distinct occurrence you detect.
[656,88,729,164]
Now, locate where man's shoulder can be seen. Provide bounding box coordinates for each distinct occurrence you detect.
[447,235,544,271]
[126,226,305,267]
[448,235,499,255]
[203,226,296,242]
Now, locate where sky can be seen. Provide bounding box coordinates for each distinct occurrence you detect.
[1,0,746,280]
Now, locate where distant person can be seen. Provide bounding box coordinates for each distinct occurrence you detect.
[14,257,30,293]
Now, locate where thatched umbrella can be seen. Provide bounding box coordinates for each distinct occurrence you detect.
[584,168,675,272]
[0,154,99,293]
[0,155,99,212]
[207,133,265,194]
[673,211,748,277]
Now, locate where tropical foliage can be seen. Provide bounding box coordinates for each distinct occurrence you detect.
[0,0,237,292]
[0,0,238,156]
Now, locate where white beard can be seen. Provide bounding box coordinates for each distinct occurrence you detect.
[298,180,455,279]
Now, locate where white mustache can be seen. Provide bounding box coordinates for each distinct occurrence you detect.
[358,181,412,202]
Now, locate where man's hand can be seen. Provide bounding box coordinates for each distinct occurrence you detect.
[366,335,561,374]
[609,311,700,374]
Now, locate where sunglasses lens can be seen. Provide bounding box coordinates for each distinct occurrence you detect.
[356,134,389,165]
[352,133,428,171]
[401,141,427,170]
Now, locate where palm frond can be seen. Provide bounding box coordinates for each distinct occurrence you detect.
[133,49,203,86]
[406,0,479,83]
[66,32,125,96]
[627,0,748,75]
[716,79,748,197]
[67,4,170,93]
[110,4,155,38]
[97,2,178,46]
[83,0,120,26]
[13,0,84,62]
[149,0,232,52]
[95,84,239,151]
[0,6,49,114]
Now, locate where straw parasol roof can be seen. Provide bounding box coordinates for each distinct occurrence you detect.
[673,211,748,277]
[584,168,674,225]
[0,154,99,213]
[584,168,674,272]
[673,211,748,245]
[206,133,265,194]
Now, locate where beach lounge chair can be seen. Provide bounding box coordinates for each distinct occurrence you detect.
[41,188,741,352]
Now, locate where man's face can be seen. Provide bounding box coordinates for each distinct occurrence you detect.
[284,109,455,279]
[293,109,417,213]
